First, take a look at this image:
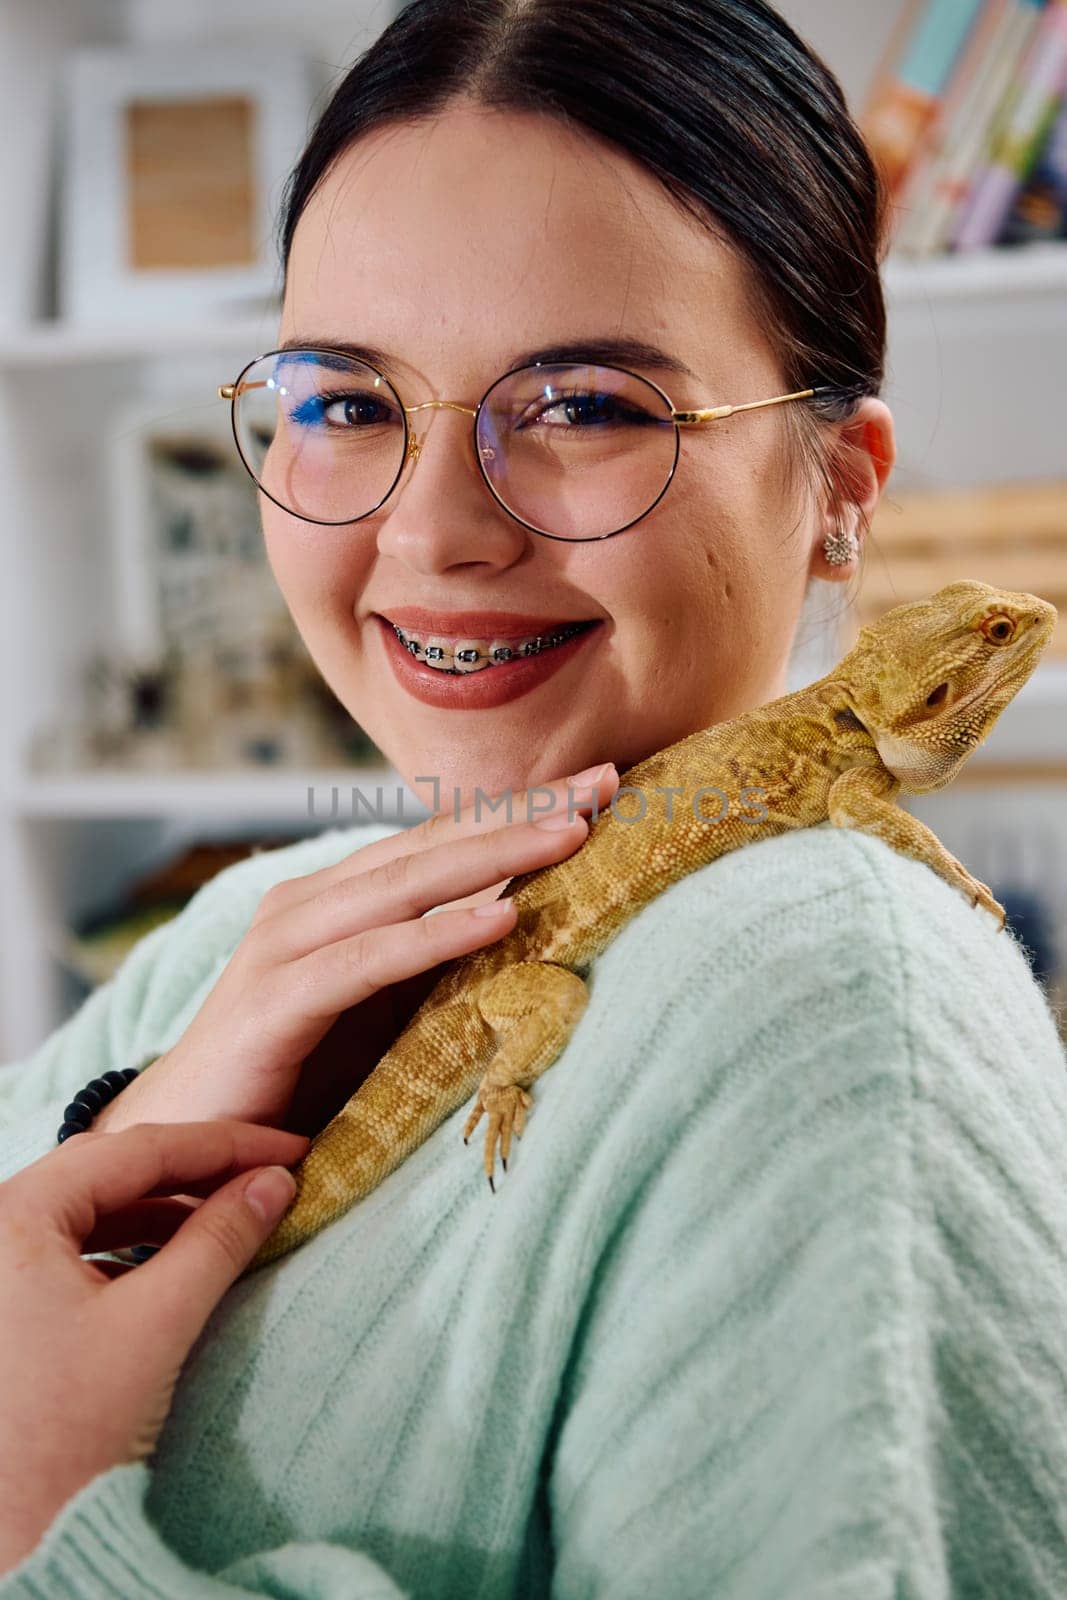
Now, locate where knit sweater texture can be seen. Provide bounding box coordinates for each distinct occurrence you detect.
[1,817,1066,1599]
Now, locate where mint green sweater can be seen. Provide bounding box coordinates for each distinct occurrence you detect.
[2,818,1067,1598]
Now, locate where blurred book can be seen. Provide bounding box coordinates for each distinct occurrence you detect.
[866,0,1067,258]
[1000,88,1067,236]
[862,0,989,203]
[952,0,1067,247]
[893,0,1046,255]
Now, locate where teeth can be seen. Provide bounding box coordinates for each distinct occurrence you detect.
[392,621,589,673]
[422,636,454,669]
[454,638,490,674]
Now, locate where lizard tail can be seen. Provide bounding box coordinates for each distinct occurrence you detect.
[243,993,494,1274]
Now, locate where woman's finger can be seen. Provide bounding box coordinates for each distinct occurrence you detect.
[105,1164,298,1352]
[10,1122,310,1246]
[275,894,538,1023]
[253,763,617,925]
[252,804,595,966]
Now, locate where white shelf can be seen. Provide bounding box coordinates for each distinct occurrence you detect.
[1,240,1065,369]
[8,765,421,820]
[883,240,1067,304]
[0,312,281,369]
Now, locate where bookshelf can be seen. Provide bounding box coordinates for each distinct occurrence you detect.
[1,0,1066,1060]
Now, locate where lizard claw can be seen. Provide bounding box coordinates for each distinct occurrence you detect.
[464,1079,533,1191]
[970,877,1006,931]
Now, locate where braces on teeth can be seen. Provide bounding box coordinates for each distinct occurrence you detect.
[392,620,589,673]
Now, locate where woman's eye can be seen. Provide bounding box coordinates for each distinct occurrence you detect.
[544,392,613,426]
[290,392,396,428]
[529,391,644,428]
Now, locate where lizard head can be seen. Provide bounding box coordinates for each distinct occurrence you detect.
[841,580,1057,793]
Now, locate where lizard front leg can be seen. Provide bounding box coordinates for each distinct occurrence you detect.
[828,763,1005,930]
[463,961,588,1189]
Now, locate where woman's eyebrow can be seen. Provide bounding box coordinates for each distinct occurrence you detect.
[277,334,697,380]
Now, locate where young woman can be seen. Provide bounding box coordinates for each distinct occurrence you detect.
[3,1,1066,1593]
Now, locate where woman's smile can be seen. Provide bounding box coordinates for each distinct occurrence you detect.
[374,611,605,709]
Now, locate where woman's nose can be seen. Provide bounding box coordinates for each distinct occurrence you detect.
[375,410,526,573]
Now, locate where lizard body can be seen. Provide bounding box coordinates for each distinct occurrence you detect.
[246,580,1056,1272]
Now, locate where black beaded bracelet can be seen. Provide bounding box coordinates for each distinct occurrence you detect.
[58,1057,163,1264]
[55,1053,162,1144]
[56,1067,142,1144]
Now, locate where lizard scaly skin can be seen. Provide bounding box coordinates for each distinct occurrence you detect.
[245,580,1057,1273]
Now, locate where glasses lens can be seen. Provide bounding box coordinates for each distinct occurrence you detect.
[232,349,406,523]
[476,363,678,538]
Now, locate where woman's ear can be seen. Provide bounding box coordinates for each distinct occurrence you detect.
[810,398,896,583]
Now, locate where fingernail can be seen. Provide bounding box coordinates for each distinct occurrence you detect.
[472,896,514,916]
[565,761,613,786]
[245,1166,297,1223]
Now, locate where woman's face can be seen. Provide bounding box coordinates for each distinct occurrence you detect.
[268,101,895,810]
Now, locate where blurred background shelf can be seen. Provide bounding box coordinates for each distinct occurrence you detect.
[0,236,1063,368]
[8,766,417,820]
[883,238,1067,301]
[0,314,283,368]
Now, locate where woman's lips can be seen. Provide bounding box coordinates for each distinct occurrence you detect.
[375,614,603,709]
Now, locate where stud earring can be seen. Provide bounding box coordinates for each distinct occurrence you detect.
[822,525,859,567]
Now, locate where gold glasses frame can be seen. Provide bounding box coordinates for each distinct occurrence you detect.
[218,347,855,543]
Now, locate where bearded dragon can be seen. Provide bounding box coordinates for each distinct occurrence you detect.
[245,580,1057,1273]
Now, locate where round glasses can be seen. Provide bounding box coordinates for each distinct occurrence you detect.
[220,347,846,543]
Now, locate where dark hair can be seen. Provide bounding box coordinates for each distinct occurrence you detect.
[277,0,889,561]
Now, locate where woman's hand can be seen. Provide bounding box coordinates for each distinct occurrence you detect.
[92,763,619,1139]
[0,1118,310,1575]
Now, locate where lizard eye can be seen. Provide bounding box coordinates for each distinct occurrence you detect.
[926,681,949,708]
[981,614,1016,645]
